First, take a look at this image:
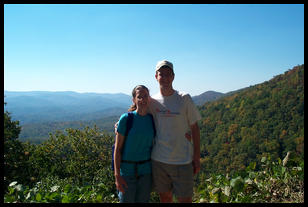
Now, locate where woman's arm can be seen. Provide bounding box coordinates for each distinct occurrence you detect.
[114,133,128,193]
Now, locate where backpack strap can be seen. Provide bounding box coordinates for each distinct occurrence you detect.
[148,113,156,138]
[121,111,134,155]
[124,112,134,137]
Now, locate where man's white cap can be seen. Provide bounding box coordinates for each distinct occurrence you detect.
[155,60,174,73]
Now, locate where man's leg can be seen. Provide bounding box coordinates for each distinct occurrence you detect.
[177,197,192,203]
[159,191,173,203]
[173,163,194,203]
[152,160,174,203]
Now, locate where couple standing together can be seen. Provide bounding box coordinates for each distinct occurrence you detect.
[114,60,201,203]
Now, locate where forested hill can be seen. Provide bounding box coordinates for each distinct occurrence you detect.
[198,64,304,175]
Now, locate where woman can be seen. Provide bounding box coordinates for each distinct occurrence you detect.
[114,85,155,203]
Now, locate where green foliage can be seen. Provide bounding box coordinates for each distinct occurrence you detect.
[4,110,21,142]
[3,125,120,202]
[5,154,303,203]
[27,126,115,186]
[4,178,118,203]
[193,155,304,203]
[4,108,31,193]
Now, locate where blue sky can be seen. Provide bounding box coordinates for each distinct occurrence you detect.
[4,4,304,96]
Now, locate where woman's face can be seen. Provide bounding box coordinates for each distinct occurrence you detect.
[133,88,149,110]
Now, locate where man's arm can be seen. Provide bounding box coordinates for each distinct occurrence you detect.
[147,96,155,115]
[190,122,200,175]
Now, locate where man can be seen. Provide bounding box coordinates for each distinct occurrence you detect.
[148,60,201,203]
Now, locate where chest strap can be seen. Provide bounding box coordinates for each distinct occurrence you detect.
[121,159,151,164]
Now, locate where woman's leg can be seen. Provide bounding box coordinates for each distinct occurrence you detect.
[118,175,137,203]
[135,174,152,203]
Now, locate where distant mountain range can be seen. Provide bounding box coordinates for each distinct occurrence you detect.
[4,91,132,124]
[4,90,224,124]
[4,90,226,143]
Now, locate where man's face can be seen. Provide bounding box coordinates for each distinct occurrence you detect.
[155,67,174,88]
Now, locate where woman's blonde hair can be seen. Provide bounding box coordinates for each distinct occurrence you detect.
[128,85,150,112]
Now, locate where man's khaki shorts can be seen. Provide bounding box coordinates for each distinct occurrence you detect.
[152,160,194,198]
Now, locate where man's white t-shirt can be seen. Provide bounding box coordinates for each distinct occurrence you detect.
[149,90,202,165]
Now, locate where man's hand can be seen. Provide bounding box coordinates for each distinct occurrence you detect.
[185,131,192,142]
[192,156,200,175]
[114,121,119,134]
